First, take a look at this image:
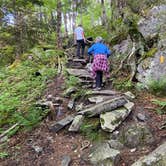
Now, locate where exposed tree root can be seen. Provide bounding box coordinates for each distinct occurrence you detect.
[113,42,137,81]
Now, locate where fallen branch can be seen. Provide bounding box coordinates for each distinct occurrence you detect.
[0,123,19,139]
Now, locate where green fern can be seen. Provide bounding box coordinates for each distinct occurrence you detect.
[151,99,166,115]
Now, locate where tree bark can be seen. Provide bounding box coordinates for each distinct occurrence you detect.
[101,0,107,26]
[56,0,62,48]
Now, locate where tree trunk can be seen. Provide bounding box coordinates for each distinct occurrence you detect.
[63,13,68,37]
[56,0,62,48]
[72,0,77,33]
[101,0,107,26]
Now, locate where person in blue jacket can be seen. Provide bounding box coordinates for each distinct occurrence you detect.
[87,36,111,90]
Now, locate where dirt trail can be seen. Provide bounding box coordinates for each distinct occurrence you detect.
[1,58,166,166]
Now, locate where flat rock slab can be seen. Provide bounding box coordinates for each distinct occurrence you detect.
[66,68,91,79]
[88,96,113,103]
[90,90,121,96]
[78,97,128,117]
[100,102,134,132]
[73,58,87,64]
[68,115,84,132]
[49,115,74,132]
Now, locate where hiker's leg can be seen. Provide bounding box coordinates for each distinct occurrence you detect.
[99,71,103,87]
[76,41,81,57]
[81,40,85,57]
[96,71,101,88]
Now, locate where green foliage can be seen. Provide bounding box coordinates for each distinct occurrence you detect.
[85,25,108,42]
[80,118,108,142]
[0,46,58,135]
[0,45,15,66]
[147,77,166,96]
[0,152,9,159]
[113,78,134,91]
[65,75,79,88]
[151,99,166,115]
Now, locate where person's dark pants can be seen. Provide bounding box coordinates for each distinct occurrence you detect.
[76,39,85,57]
[96,71,103,88]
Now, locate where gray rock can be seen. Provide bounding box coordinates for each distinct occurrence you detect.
[120,123,154,148]
[68,115,84,132]
[79,97,128,117]
[88,142,120,166]
[100,102,134,132]
[49,115,74,132]
[88,96,109,103]
[113,37,132,55]
[75,103,84,112]
[73,58,86,64]
[136,113,146,122]
[107,139,124,150]
[67,99,75,110]
[66,68,92,79]
[123,91,135,101]
[136,51,166,86]
[65,87,77,97]
[61,155,71,166]
[0,136,8,143]
[136,5,166,85]
[131,141,166,166]
[54,97,63,104]
[90,90,120,96]
[138,5,166,40]
[32,145,43,153]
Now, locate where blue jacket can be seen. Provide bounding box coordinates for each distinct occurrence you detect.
[88,42,111,58]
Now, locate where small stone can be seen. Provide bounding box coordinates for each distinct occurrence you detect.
[32,145,43,153]
[65,87,77,97]
[130,148,137,152]
[67,99,75,110]
[0,136,8,143]
[136,113,146,122]
[61,155,71,166]
[54,97,63,104]
[75,103,84,112]
[71,144,78,151]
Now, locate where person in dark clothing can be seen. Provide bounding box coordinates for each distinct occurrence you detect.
[74,25,86,58]
[87,36,111,90]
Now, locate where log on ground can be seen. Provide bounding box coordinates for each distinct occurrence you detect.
[78,97,128,117]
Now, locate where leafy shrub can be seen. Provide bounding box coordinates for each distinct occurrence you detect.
[113,78,134,91]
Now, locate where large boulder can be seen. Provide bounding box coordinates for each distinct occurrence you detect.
[88,142,120,166]
[138,5,166,40]
[100,102,134,132]
[131,141,166,166]
[120,123,154,148]
[136,50,166,85]
[136,5,166,85]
